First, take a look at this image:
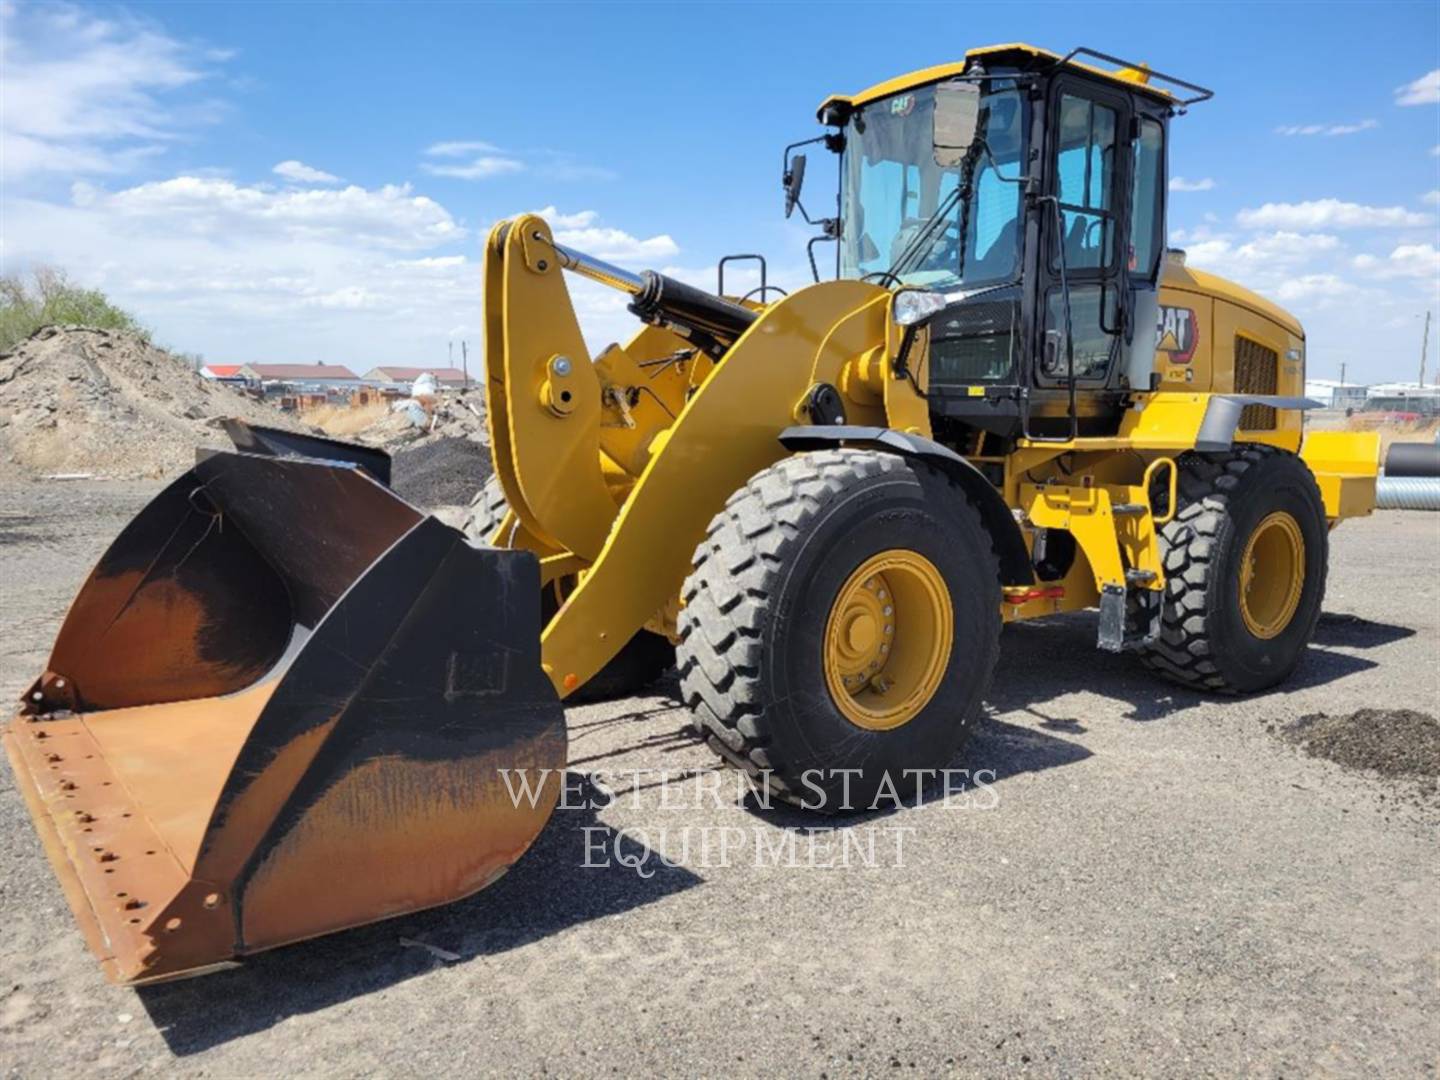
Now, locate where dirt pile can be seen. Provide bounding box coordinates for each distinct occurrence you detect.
[1279,709,1440,793]
[0,325,305,480]
[356,387,488,451]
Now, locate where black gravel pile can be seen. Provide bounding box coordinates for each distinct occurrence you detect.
[389,437,493,509]
[1281,709,1440,787]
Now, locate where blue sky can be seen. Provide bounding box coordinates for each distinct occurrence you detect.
[3,1,1438,381]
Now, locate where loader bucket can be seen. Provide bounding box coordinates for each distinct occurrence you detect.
[4,449,565,984]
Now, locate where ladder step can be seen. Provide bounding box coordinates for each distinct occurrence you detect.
[1125,569,1156,584]
[1112,503,1148,516]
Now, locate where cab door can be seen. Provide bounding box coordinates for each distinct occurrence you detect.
[1124,109,1168,391]
[1035,78,1131,390]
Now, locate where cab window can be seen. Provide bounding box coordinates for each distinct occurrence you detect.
[1128,118,1164,278]
[1052,94,1117,271]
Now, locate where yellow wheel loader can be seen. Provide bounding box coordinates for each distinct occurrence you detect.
[6,44,1382,984]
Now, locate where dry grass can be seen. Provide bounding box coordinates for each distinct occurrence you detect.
[1345,414,1440,456]
[304,400,389,436]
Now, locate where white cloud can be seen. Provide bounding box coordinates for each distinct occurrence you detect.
[421,142,613,183]
[1273,274,1351,302]
[304,286,379,310]
[1395,69,1440,106]
[1424,190,1440,206]
[4,177,692,368]
[0,2,224,180]
[1236,198,1432,229]
[1432,145,1440,157]
[418,139,524,180]
[273,160,340,184]
[74,175,464,250]
[424,140,502,157]
[533,206,599,229]
[1169,176,1215,192]
[1237,231,1341,260]
[551,227,679,264]
[1353,244,1440,281]
[396,255,468,270]
[421,156,524,180]
[525,206,677,264]
[1275,119,1378,137]
[1179,231,1340,275]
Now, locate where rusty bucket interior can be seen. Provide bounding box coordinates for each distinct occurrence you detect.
[4,442,565,984]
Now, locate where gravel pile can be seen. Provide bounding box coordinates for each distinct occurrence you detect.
[0,325,303,480]
[1280,708,1440,790]
[390,436,493,509]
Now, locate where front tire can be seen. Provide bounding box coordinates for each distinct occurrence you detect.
[677,449,1001,811]
[1138,445,1328,693]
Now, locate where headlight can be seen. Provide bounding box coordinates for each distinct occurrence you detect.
[892,289,947,327]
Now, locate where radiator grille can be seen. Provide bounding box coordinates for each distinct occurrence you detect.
[1235,337,1279,430]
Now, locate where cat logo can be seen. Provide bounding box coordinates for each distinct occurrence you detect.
[1155,305,1199,364]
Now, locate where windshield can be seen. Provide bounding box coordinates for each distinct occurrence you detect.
[839,82,1025,289]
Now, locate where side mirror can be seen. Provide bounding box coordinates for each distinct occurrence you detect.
[783,153,807,219]
[933,81,982,167]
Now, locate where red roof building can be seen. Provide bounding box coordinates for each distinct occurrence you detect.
[236,363,362,385]
[363,366,469,386]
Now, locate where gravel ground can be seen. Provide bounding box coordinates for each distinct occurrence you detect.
[1,481,1436,1077]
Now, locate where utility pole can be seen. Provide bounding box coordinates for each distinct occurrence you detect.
[448,340,453,368]
[461,340,469,389]
[1339,361,1346,388]
[1420,310,1431,388]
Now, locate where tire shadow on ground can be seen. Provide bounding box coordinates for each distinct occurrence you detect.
[989,611,1386,723]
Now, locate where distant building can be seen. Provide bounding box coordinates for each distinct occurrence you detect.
[1304,378,1368,409]
[1366,382,1440,415]
[200,364,244,381]
[363,366,469,389]
[235,363,362,389]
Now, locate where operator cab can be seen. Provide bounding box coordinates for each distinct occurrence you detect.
[791,46,1211,444]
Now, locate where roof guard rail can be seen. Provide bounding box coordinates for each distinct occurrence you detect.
[1055,46,1215,107]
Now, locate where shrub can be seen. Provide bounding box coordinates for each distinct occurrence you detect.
[0,266,149,352]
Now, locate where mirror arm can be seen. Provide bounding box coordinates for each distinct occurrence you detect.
[805,219,840,283]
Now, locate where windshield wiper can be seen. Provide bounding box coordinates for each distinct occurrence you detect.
[885,141,1030,289]
[882,181,965,287]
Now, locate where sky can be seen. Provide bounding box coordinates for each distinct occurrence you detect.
[2,0,1438,383]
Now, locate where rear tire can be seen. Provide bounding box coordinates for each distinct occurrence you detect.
[464,477,674,702]
[1138,445,1328,693]
[677,449,1001,811]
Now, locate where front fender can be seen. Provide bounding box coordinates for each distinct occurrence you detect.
[779,425,1034,586]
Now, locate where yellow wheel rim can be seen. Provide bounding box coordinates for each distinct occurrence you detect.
[1238,511,1306,639]
[823,550,953,731]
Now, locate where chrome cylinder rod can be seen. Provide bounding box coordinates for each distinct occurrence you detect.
[544,238,645,296]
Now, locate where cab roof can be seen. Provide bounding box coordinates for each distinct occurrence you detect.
[818,43,1183,121]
